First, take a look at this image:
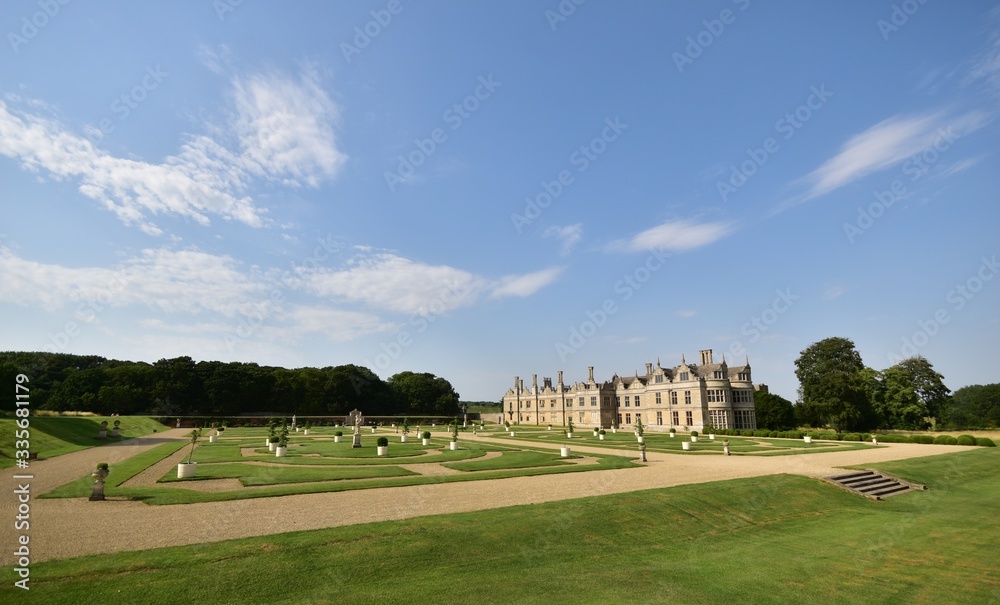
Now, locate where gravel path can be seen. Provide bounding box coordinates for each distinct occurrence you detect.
[0,430,969,564]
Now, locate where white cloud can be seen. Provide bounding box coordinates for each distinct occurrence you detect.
[676,310,697,318]
[608,219,733,253]
[299,250,561,315]
[279,305,396,341]
[823,286,845,300]
[0,246,273,317]
[0,63,346,234]
[542,224,583,256]
[773,111,990,213]
[491,267,564,299]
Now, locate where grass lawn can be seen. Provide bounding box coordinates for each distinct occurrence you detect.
[443,450,570,471]
[12,448,998,604]
[158,462,418,485]
[0,416,169,468]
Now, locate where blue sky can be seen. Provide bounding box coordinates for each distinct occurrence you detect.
[1,1,999,402]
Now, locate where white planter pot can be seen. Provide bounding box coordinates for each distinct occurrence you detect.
[566,433,573,438]
[422,439,430,446]
[547,426,552,431]
[560,447,571,458]
[265,439,271,447]
[275,446,287,457]
[612,428,617,433]
[334,436,342,443]
[268,442,276,452]
[371,427,376,433]
[209,435,217,443]
[400,435,408,443]
[449,441,458,450]
[637,436,644,444]
[709,434,716,440]
[377,446,388,456]
[670,433,675,438]
[691,436,698,443]
[177,462,197,478]
[803,436,812,443]
[510,431,516,437]
[599,434,605,440]
[304,430,309,435]
[682,441,691,451]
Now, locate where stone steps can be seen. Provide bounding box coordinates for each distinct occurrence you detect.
[825,470,927,500]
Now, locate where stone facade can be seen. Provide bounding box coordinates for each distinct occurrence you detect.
[502,349,760,431]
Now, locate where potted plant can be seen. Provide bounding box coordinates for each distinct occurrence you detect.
[635,417,644,443]
[669,428,676,438]
[450,422,459,450]
[560,445,571,458]
[177,429,200,478]
[303,421,311,435]
[691,430,699,443]
[422,431,432,446]
[593,426,600,436]
[275,433,288,457]
[401,417,411,443]
[333,430,343,443]
[566,418,574,438]
[377,436,389,456]
[599,429,606,441]
[547,423,552,431]
[705,424,716,440]
[90,462,110,501]
[682,440,691,451]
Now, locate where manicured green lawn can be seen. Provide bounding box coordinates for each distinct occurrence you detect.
[158,461,418,485]
[443,450,570,471]
[13,449,998,604]
[0,416,170,468]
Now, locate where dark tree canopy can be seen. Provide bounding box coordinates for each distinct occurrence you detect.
[946,384,1000,429]
[0,351,458,417]
[753,391,796,430]
[794,337,873,432]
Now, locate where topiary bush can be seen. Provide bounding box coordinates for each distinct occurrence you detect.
[422,431,431,439]
[956,435,977,446]
[879,434,911,443]
[691,431,699,437]
[933,435,958,445]
[910,435,934,444]
[376,436,389,447]
[975,437,996,447]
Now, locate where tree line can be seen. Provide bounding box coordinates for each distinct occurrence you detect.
[752,337,998,431]
[0,352,460,417]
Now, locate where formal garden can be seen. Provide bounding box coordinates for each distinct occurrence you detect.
[37,419,641,505]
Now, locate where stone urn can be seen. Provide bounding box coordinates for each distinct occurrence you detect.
[111,420,121,438]
[90,466,109,501]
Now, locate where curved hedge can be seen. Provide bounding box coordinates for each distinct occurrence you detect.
[933,435,958,445]
[956,435,977,446]
[975,437,996,447]
[910,435,934,444]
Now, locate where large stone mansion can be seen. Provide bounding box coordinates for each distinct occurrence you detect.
[502,349,762,431]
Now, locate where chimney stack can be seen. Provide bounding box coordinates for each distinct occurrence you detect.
[532,374,538,394]
[588,366,595,382]
[645,362,653,375]
[514,375,519,390]
[700,349,714,365]
[519,378,524,392]
[557,370,563,386]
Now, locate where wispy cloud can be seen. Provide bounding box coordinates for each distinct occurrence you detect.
[542,224,583,256]
[607,219,733,253]
[0,63,345,234]
[676,310,697,318]
[772,111,990,214]
[297,249,562,316]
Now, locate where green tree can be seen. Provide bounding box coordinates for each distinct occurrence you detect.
[794,337,872,432]
[388,372,460,415]
[892,356,950,425]
[753,391,796,430]
[946,384,1000,429]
